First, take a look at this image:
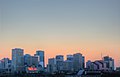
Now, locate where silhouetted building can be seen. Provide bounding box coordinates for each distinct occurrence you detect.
[35,50,45,68]
[24,54,31,66]
[73,53,85,72]
[63,55,74,72]
[12,48,24,73]
[31,56,39,67]
[47,58,57,73]
[56,55,64,71]
[0,58,12,73]
[63,60,74,72]
[47,53,85,73]
[67,55,73,61]
[86,60,109,71]
[103,56,114,70]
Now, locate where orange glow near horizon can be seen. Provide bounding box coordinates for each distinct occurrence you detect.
[0,44,120,68]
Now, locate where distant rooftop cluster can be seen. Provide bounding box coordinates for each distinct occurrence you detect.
[0,48,118,74]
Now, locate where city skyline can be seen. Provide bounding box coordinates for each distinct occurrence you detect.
[0,48,118,68]
[0,0,120,68]
[0,48,115,75]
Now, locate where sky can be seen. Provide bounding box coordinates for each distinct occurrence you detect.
[0,0,120,67]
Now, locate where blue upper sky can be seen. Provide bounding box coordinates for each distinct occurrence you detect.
[0,0,120,39]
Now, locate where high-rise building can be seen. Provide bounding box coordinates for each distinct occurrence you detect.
[47,53,85,73]
[24,54,31,66]
[24,54,39,73]
[24,54,39,67]
[103,56,114,70]
[63,55,74,72]
[67,55,73,61]
[31,56,39,67]
[63,60,74,72]
[12,48,24,72]
[73,53,85,72]
[0,58,12,73]
[35,50,45,68]
[86,60,93,70]
[56,55,64,71]
[0,58,9,69]
[47,58,56,73]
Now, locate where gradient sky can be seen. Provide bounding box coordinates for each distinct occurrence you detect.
[0,0,120,67]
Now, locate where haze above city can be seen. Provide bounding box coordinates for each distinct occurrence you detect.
[0,0,120,67]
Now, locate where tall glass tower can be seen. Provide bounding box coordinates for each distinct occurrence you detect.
[12,48,24,72]
[36,50,45,68]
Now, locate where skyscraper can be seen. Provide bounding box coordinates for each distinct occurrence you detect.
[67,55,73,61]
[103,56,114,70]
[31,56,39,67]
[24,54,39,67]
[12,48,24,72]
[24,54,31,66]
[47,58,57,73]
[73,53,85,72]
[35,50,45,68]
[56,55,64,71]
[0,58,12,73]
[63,55,74,71]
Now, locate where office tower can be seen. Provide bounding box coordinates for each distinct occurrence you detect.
[31,56,39,67]
[62,55,74,72]
[24,54,31,66]
[103,56,114,70]
[24,54,38,66]
[24,55,39,73]
[63,60,74,72]
[12,48,24,72]
[0,58,12,73]
[86,60,93,70]
[1,58,9,69]
[47,58,56,73]
[73,53,84,72]
[56,55,64,71]
[3,58,12,73]
[36,50,45,68]
[67,55,73,61]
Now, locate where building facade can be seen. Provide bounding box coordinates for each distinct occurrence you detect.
[35,50,45,68]
[12,48,24,73]
[103,56,114,70]
[56,55,64,71]
[0,58,12,73]
[47,58,57,73]
[24,54,31,66]
[73,53,85,72]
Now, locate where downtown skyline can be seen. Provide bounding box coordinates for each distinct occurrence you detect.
[0,0,120,68]
[0,48,118,68]
[0,48,115,74]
